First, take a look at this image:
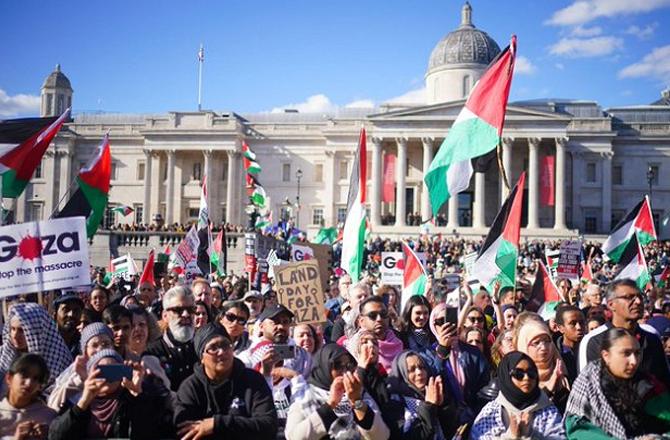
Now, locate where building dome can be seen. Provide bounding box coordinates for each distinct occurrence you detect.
[425,2,500,104]
[42,64,72,90]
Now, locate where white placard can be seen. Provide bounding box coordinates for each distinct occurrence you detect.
[0,217,90,298]
[174,225,200,268]
[557,240,581,281]
[291,244,314,261]
[462,251,481,292]
[380,252,404,286]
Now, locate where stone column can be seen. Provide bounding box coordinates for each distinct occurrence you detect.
[15,193,26,223]
[571,152,582,230]
[226,151,237,223]
[447,195,459,229]
[165,150,176,224]
[173,156,183,224]
[421,137,434,220]
[500,137,514,203]
[324,150,336,226]
[150,152,161,222]
[370,138,382,228]
[395,137,407,227]
[58,148,72,206]
[554,137,568,230]
[143,149,152,225]
[601,151,613,233]
[43,150,56,219]
[527,138,540,229]
[473,172,486,228]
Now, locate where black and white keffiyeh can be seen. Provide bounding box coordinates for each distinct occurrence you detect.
[0,302,73,382]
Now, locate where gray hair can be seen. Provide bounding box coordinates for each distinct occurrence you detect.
[606,278,640,301]
[162,286,194,310]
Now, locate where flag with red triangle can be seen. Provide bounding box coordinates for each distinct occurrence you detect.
[603,196,656,262]
[527,261,562,313]
[401,242,428,310]
[139,249,155,286]
[614,233,651,291]
[657,265,670,289]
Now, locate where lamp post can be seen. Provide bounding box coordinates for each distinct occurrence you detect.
[295,168,303,229]
[647,165,655,203]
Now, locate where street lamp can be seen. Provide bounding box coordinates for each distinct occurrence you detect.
[295,168,303,229]
[647,165,655,202]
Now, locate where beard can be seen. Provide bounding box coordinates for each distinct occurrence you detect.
[169,320,195,343]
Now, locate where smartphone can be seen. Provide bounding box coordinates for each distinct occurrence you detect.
[273,344,296,360]
[98,364,132,382]
[445,307,458,326]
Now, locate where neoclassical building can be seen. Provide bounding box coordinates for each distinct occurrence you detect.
[16,3,670,239]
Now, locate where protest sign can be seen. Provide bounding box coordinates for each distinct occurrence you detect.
[380,252,403,286]
[545,248,560,280]
[291,244,314,261]
[175,225,199,268]
[557,240,581,281]
[0,217,90,298]
[462,251,481,292]
[274,259,327,324]
[110,253,137,280]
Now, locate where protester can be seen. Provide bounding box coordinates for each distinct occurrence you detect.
[565,327,670,438]
[53,293,84,358]
[470,352,565,439]
[330,282,371,342]
[554,305,585,384]
[0,354,56,439]
[101,305,133,360]
[87,286,110,321]
[210,283,224,311]
[0,303,72,384]
[174,323,278,440]
[243,290,265,335]
[194,300,212,330]
[217,300,251,354]
[293,323,322,356]
[77,308,98,334]
[285,343,389,440]
[191,278,212,308]
[399,295,435,355]
[350,296,403,372]
[136,280,158,309]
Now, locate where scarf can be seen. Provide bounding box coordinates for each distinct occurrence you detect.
[516,320,569,392]
[410,328,432,350]
[496,352,541,410]
[249,339,312,378]
[599,360,652,437]
[429,303,466,390]
[308,344,354,390]
[0,303,72,382]
[85,350,124,438]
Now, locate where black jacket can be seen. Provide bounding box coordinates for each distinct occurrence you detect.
[48,387,173,440]
[146,329,198,391]
[174,358,278,440]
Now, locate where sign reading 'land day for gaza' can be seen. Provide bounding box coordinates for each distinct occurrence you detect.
[274,259,327,324]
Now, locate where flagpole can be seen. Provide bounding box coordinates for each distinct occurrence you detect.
[197,44,204,112]
[497,140,510,191]
[0,176,4,226]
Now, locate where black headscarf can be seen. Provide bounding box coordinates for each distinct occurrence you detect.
[194,323,230,358]
[497,351,541,410]
[308,343,355,390]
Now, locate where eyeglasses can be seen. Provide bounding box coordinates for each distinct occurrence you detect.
[140,287,153,292]
[510,367,538,381]
[224,312,248,325]
[166,306,196,315]
[364,310,389,321]
[333,360,357,373]
[205,341,232,355]
[613,294,643,304]
[529,337,552,349]
[433,318,447,327]
[468,316,485,323]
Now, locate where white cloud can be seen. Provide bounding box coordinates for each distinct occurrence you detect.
[546,0,670,27]
[571,25,603,37]
[624,22,658,39]
[555,63,565,70]
[270,94,337,113]
[515,56,537,75]
[385,87,426,104]
[0,89,40,117]
[345,99,375,109]
[549,36,623,57]
[618,45,670,83]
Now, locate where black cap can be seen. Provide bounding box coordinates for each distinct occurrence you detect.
[54,293,84,308]
[257,304,294,323]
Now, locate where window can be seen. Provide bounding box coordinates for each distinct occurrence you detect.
[29,203,43,222]
[611,210,625,228]
[46,94,53,115]
[339,161,348,180]
[137,161,145,180]
[337,207,347,224]
[193,162,202,180]
[586,162,596,183]
[462,75,472,98]
[649,164,660,185]
[584,209,598,233]
[35,159,44,179]
[134,204,143,224]
[110,162,118,180]
[314,164,323,183]
[282,164,291,182]
[188,208,199,218]
[312,208,324,225]
[57,94,64,114]
[104,206,115,229]
[612,165,622,185]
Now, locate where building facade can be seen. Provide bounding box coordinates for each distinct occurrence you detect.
[15,3,670,239]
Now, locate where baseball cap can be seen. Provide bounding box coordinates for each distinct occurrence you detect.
[243,290,263,301]
[257,304,294,323]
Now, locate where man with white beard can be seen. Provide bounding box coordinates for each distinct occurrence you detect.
[147,285,199,391]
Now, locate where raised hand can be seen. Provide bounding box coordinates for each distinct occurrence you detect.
[357,341,376,368]
[425,376,444,406]
[260,348,278,377]
[343,371,363,403]
[78,368,106,410]
[328,376,346,409]
[121,360,145,396]
[74,354,88,381]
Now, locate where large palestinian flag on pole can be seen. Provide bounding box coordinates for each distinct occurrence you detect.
[614,233,651,291]
[401,242,428,310]
[424,36,517,216]
[526,261,562,314]
[55,134,111,238]
[340,128,367,282]
[0,109,70,198]
[471,171,526,291]
[602,196,656,262]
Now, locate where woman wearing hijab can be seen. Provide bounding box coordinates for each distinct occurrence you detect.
[470,352,565,439]
[49,349,173,439]
[0,303,72,385]
[516,316,570,413]
[285,343,389,440]
[399,295,435,355]
[345,329,389,411]
[565,328,670,439]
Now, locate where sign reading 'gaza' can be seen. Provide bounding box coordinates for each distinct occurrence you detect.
[274,259,327,324]
[0,217,90,299]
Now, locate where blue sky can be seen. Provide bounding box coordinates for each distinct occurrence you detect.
[1,0,669,117]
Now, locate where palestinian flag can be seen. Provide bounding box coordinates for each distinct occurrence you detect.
[255,209,272,230]
[471,172,526,291]
[657,265,670,288]
[55,134,111,238]
[424,36,517,216]
[242,142,261,174]
[580,260,593,283]
[401,242,428,310]
[340,128,367,282]
[526,261,561,313]
[614,233,651,291]
[157,245,171,263]
[314,226,338,245]
[0,109,70,198]
[112,205,134,216]
[138,249,155,287]
[209,229,226,276]
[602,196,656,262]
[251,185,267,209]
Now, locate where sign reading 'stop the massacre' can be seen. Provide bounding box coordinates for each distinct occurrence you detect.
[0,217,90,298]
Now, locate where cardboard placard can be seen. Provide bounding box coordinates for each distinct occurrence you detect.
[274,260,327,324]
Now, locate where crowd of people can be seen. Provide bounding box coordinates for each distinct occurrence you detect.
[1,235,670,439]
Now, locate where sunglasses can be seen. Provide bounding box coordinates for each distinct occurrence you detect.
[364,311,389,321]
[166,306,196,315]
[510,367,538,381]
[468,316,485,323]
[205,341,232,354]
[224,312,248,325]
[333,360,357,373]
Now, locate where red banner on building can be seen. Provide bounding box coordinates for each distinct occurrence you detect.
[540,155,555,206]
[382,154,396,203]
